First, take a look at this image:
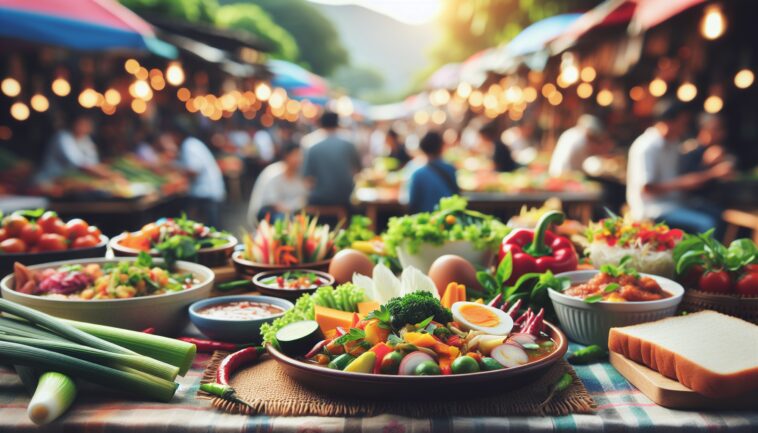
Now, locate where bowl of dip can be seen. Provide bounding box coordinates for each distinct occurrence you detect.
[188,295,293,343]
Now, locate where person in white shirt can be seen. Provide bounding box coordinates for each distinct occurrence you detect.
[549,115,606,177]
[253,128,275,163]
[626,100,731,235]
[247,143,308,226]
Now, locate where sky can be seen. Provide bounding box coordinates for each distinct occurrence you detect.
[308,0,442,25]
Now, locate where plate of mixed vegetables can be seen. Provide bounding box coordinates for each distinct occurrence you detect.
[111,216,236,268]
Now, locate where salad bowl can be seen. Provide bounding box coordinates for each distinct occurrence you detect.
[0,257,214,334]
[266,320,568,399]
[231,251,331,277]
[110,232,237,268]
[252,269,334,301]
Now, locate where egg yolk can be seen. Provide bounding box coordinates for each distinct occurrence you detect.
[459,304,500,328]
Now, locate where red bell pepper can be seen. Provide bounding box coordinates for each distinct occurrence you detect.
[369,342,393,374]
[498,211,578,284]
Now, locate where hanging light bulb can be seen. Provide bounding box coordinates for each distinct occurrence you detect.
[51,78,71,97]
[703,95,723,113]
[676,82,698,102]
[1,78,21,97]
[580,66,597,82]
[30,94,49,112]
[596,89,614,107]
[255,82,271,101]
[734,69,754,89]
[165,62,185,86]
[701,5,726,40]
[10,102,30,121]
[629,86,646,101]
[649,78,668,97]
[576,82,593,99]
[104,88,121,106]
[78,88,98,108]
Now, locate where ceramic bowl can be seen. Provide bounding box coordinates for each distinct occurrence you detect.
[0,234,108,276]
[110,233,237,268]
[252,270,334,301]
[188,295,293,343]
[231,251,331,278]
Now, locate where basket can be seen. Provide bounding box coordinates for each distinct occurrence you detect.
[679,289,758,324]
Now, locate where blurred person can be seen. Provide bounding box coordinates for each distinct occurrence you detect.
[302,111,361,207]
[626,100,732,235]
[501,121,537,164]
[479,121,517,172]
[247,142,308,225]
[165,119,226,227]
[408,131,459,213]
[680,113,734,174]
[253,123,275,163]
[549,114,607,177]
[385,128,410,167]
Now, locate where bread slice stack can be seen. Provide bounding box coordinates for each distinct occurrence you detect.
[608,310,758,398]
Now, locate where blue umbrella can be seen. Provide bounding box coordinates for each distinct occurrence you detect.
[504,14,582,58]
[268,59,328,91]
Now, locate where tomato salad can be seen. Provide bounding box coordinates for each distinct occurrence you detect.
[0,210,102,254]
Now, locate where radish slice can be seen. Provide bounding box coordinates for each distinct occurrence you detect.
[398,351,434,375]
[491,343,529,368]
[508,333,537,346]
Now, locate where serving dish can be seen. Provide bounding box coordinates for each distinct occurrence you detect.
[266,320,567,399]
[252,269,334,301]
[189,295,293,343]
[0,234,108,275]
[232,251,331,277]
[0,257,214,334]
[549,270,684,346]
[110,232,237,268]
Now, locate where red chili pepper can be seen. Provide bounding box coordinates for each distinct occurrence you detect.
[178,337,246,353]
[304,339,332,359]
[498,211,578,285]
[141,328,155,334]
[217,346,265,385]
[506,298,523,319]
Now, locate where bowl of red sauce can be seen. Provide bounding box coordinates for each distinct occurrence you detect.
[188,295,293,343]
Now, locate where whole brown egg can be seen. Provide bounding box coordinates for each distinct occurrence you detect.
[328,249,375,284]
[428,254,483,297]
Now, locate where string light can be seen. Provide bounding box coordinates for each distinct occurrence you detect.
[431,109,447,125]
[51,78,71,97]
[558,64,579,87]
[596,89,614,106]
[576,82,593,99]
[1,78,21,97]
[468,90,483,107]
[413,110,429,125]
[30,94,49,112]
[135,67,149,80]
[165,62,185,86]
[177,87,191,101]
[701,4,726,40]
[580,66,597,82]
[10,102,30,121]
[541,83,557,97]
[703,95,723,113]
[255,82,271,101]
[676,82,698,102]
[131,98,147,114]
[649,78,668,97]
[456,82,472,98]
[629,86,645,101]
[78,88,98,108]
[104,88,121,106]
[734,69,754,89]
[523,86,537,102]
[130,80,152,100]
[547,91,563,106]
[124,59,140,74]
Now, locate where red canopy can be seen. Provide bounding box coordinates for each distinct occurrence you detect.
[552,0,635,49]
[631,0,705,31]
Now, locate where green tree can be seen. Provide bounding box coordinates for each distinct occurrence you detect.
[120,0,218,24]
[330,65,384,100]
[215,4,299,61]
[245,0,348,76]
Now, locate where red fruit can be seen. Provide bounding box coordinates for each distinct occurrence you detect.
[0,228,7,242]
[735,272,758,297]
[698,269,732,294]
[37,211,61,233]
[19,223,42,246]
[37,233,68,252]
[65,218,90,240]
[0,238,27,253]
[71,234,100,249]
[681,264,704,289]
[3,214,29,237]
[87,225,102,238]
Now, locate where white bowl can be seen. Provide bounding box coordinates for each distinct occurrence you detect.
[397,240,494,273]
[548,270,684,346]
[1,257,214,335]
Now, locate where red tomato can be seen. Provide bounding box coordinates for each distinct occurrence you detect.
[0,238,27,253]
[698,269,732,294]
[0,228,7,242]
[681,264,704,289]
[65,218,90,240]
[87,225,102,238]
[2,214,29,237]
[736,271,758,297]
[19,223,42,246]
[48,220,69,238]
[71,234,100,249]
[37,233,68,252]
[37,211,61,233]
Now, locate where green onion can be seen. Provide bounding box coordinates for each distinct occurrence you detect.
[0,335,179,381]
[0,341,178,402]
[0,317,67,342]
[27,372,77,425]
[0,299,134,356]
[63,320,196,375]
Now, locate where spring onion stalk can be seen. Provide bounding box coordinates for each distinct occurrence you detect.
[63,320,196,376]
[0,300,134,356]
[0,341,178,402]
[27,372,77,425]
[0,335,179,381]
[0,317,68,342]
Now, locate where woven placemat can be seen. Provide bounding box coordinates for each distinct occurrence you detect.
[199,352,595,417]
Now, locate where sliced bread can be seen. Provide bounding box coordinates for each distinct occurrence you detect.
[608,310,758,398]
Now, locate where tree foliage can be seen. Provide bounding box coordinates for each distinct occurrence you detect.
[248,0,349,76]
[215,3,299,61]
[120,0,218,24]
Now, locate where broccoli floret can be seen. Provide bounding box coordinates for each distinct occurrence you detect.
[385,292,452,329]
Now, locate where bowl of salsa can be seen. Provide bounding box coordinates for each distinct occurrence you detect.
[189,295,293,343]
[252,270,334,301]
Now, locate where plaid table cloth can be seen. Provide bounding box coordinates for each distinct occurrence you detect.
[1,343,756,432]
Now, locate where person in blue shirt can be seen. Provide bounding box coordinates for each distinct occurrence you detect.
[407,131,459,213]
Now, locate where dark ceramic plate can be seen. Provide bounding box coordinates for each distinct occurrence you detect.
[267,320,568,399]
[231,251,332,278]
[252,269,335,301]
[110,233,237,268]
[0,234,108,275]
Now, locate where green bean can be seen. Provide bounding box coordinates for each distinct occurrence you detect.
[568,345,607,364]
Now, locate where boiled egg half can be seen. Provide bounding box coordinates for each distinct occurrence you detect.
[451,302,514,335]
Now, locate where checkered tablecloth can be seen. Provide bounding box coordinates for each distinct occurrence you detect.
[1,343,756,432]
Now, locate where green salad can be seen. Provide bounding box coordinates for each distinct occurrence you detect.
[383,195,509,256]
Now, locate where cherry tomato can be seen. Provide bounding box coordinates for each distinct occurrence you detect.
[65,218,90,240]
[19,223,42,246]
[2,214,29,237]
[37,233,68,252]
[0,228,7,242]
[71,234,100,249]
[681,264,704,289]
[736,271,758,297]
[0,238,27,253]
[87,225,102,238]
[37,211,61,233]
[698,269,732,294]
[49,220,69,238]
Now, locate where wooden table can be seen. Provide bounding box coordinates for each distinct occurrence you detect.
[723,208,758,244]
